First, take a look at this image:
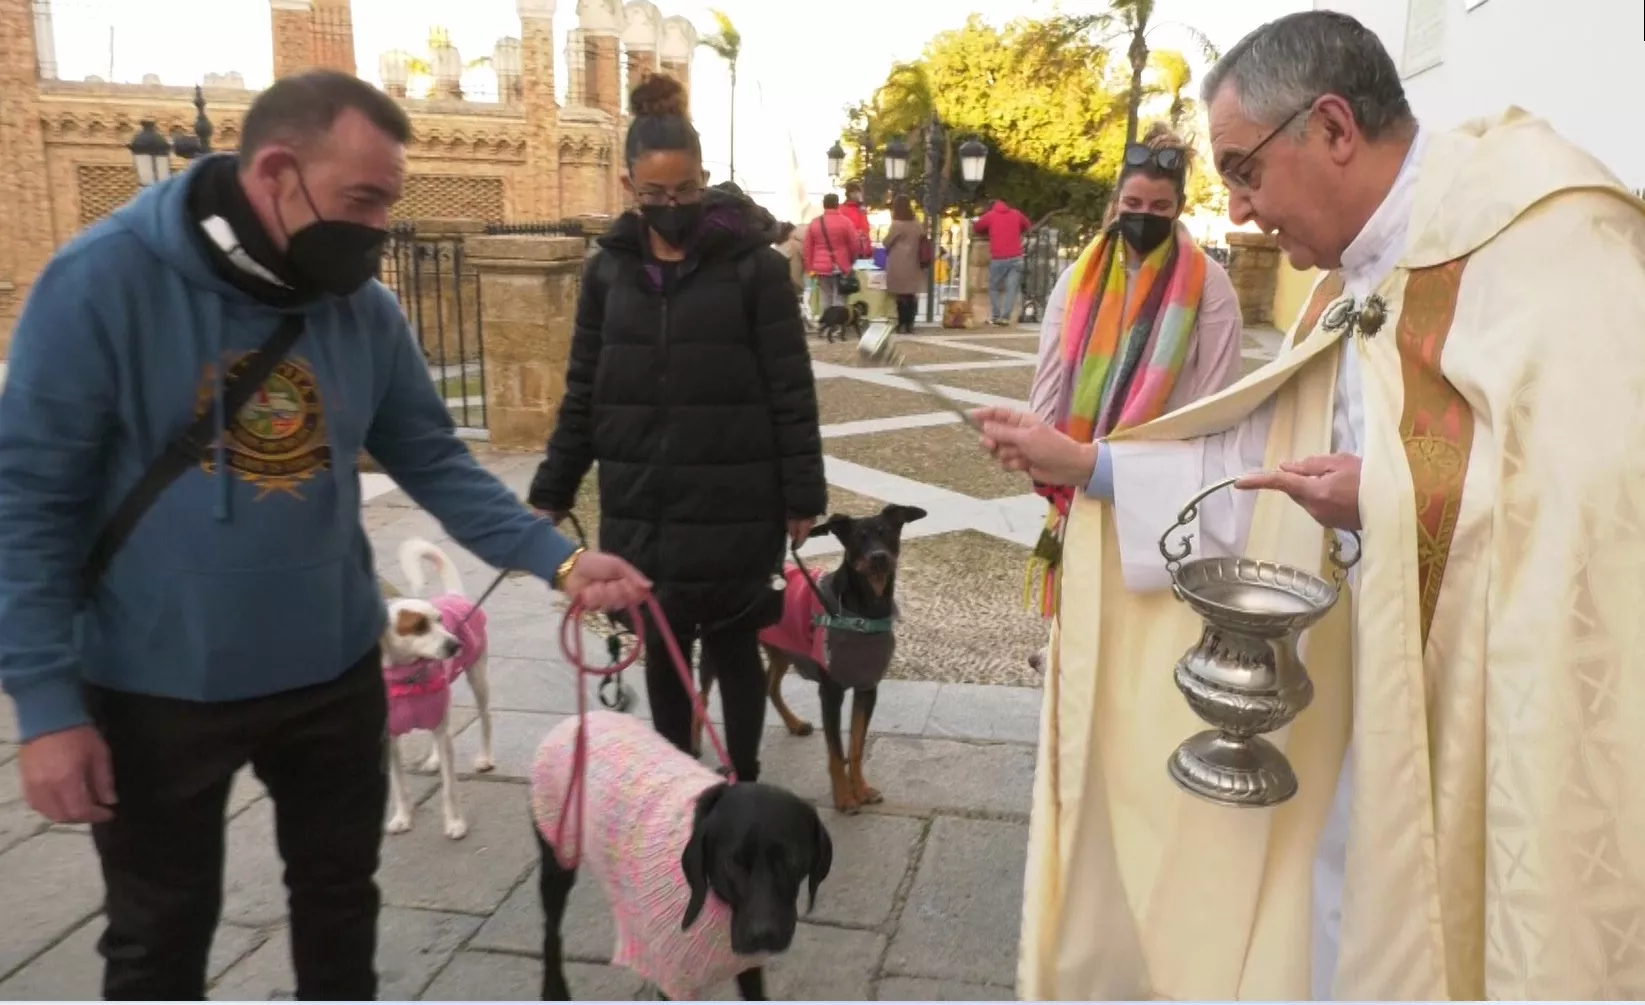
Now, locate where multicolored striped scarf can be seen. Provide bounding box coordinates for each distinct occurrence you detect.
[1024,223,1208,617]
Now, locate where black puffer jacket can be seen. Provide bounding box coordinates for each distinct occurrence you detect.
[529,189,827,626]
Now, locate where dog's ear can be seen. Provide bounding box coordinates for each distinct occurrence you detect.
[808,513,853,540]
[805,812,833,913]
[882,505,929,527]
[680,783,727,930]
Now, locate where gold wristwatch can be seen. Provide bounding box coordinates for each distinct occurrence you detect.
[553,547,586,591]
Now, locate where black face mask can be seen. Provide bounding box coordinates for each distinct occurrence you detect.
[1115,212,1175,256]
[642,202,705,250]
[279,172,388,298]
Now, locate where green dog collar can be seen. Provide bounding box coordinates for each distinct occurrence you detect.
[812,612,895,635]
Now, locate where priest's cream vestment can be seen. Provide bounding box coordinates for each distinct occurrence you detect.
[1019,108,1645,1001]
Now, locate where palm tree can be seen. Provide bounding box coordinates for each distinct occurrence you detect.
[698,10,742,185]
[1069,0,1218,145]
[396,27,493,100]
[1148,49,1193,133]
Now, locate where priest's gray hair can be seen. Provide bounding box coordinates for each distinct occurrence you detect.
[1201,11,1414,143]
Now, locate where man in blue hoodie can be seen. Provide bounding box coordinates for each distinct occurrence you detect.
[0,70,650,998]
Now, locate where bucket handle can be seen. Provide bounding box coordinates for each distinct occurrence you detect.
[1158,475,1362,584]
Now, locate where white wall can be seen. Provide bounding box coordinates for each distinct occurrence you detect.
[1316,0,1645,188]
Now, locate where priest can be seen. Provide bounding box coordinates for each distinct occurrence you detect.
[978,10,1645,1001]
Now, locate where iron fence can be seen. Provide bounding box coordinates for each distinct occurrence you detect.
[381,224,487,431]
[1018,227,1082,324]
[484,220,588,237]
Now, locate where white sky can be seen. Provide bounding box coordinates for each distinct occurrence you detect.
[45,0,1310,197]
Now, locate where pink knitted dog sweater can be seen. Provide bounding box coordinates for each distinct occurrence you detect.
[382,594,487,739]
[531,711,766,999]
[758,565,829,667]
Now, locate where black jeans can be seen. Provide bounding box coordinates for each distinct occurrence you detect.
[895,294,918,332]
[87,647,388,1001]
[643,620,767,782]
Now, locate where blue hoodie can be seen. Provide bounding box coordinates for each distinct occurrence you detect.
[0,160,578,742]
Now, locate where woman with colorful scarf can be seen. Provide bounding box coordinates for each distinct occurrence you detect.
[1023,124,1244,631]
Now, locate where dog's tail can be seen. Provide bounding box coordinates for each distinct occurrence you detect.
[398,537,467,598]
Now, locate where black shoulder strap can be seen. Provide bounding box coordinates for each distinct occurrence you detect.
[817,215,845,274]
[81,314,306,596]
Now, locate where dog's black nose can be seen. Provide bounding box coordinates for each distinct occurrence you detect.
[866,549,895,573]
[738,922,793,955]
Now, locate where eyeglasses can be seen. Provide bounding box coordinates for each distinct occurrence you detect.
[1219,102,1314,191]
[1123,144,1186,176]
[633,183,704,207]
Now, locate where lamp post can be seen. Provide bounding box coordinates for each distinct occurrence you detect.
[921,117,989,322]
[827,125,988,323]
[128,84,214,188]
[883,138,909,191]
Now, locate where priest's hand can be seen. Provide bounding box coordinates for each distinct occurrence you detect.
[1237,454,1363,531]
[973,407,1097,488]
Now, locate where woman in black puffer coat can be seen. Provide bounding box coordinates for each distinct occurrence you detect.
[528,74,826,782]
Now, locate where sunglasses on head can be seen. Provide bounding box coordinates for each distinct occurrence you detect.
[1123,144,1186,176]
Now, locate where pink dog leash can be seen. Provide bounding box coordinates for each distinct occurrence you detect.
[554,593,736,868]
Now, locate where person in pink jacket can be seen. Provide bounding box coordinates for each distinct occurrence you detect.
[803,194,870,310]
[972,199,1033,325]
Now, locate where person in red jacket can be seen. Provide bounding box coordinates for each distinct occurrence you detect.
[972,198,1034,325]
[841,182,872,241]
[803,194,869,310]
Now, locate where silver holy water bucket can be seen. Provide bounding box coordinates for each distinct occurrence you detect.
[1156,476,1359,808]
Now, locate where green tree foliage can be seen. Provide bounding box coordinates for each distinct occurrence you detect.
[845,15,1129,229]
[843,15,1229,233]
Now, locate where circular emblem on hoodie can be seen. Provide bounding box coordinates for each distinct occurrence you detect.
[196,353,332,499]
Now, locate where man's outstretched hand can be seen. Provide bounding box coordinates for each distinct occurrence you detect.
[562,551,652,612]
[1236,454,1363,531]
[19,724,116,825]
[973,407,1097,488]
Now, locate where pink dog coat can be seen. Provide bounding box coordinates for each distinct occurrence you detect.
[382,594,487,738]
[531,711,765,999]
[759,565,830,668]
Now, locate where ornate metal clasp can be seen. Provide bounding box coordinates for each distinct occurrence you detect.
[1320,293,1388,340]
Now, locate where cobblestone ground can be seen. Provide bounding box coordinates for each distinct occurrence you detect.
[0,321,1282,1001]
[0,571,1038,999]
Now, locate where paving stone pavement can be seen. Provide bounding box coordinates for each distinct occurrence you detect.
[0,508,1036,1002]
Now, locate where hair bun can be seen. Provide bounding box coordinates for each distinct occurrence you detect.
[629,73,688,119]
[1141,121,1183,148]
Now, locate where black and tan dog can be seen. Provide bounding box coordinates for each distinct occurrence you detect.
[816,300,868,343]
[532,711,831,1000]
[697,505,927,814]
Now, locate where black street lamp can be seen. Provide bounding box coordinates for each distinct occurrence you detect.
[883,138,910,186]
[958,137,988,189]
[921,118,989,322]
[128,84,214,188]
[825,141,846,183]
[128,120,173,188]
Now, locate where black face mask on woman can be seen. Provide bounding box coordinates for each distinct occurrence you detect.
[1115,211,1175,256]
[642,202,705,249]
[279,172,388,298]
